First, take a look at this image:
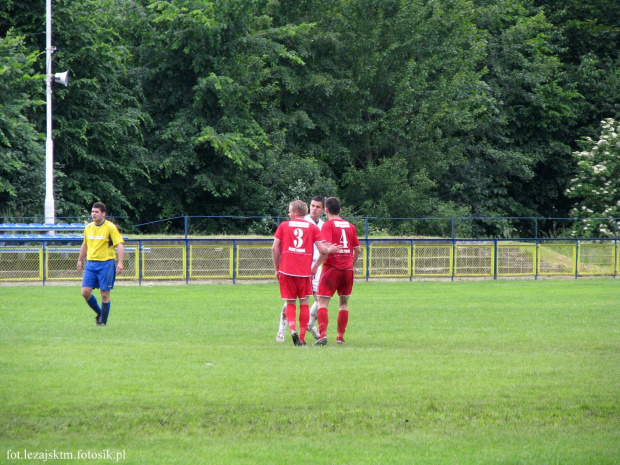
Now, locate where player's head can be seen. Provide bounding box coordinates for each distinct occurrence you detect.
[91,202,107,224]
[325,197,341,216]
[288,200,308,219]
[92,202,107,214]
[308,196,325,221]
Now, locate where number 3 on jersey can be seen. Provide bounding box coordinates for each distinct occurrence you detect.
[293,228,304,248]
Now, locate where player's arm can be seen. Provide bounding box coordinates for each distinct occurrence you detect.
[116,243,124,274]
[77,241,87,272]
[315,240,328,256]
[311,241,328,276]
[350,226,361,264]
[271,238,281,276]
[108,224,125,274]
[311,241,343,274]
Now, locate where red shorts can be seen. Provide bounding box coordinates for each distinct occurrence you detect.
[279,273,313,300]
[317,266,354,298]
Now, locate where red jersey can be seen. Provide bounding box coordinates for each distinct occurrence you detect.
[321,219,360,270]
[274,219,323,276]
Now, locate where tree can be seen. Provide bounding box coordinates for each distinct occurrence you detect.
[341,156,470,236]
[566,118,620,237]
[49,0,151,219]
[528,0,620,220]
[0,0,152,222]
[533,0,620,135]
[0,30,45,217]
[323,0,490,173]
[2,0,617,232]
[459,0,581,219]
[135,0,340,220]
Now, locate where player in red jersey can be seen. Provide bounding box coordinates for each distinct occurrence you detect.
[276,196,326,342]
[272,200,328,346]
[311,197,361,346]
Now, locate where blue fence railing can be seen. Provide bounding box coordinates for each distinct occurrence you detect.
[3,215,618,240]
[130,215,620,241]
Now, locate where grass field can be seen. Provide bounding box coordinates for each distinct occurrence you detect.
[0,279,618,464]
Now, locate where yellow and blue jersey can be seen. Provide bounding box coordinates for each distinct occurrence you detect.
[83,220,124,261]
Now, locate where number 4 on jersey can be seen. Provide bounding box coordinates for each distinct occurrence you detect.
[340,228,348,248]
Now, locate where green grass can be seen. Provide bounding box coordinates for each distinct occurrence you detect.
[1,279,618,464]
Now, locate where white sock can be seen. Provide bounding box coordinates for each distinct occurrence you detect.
[278,305,287,333]
[308,301,318,327]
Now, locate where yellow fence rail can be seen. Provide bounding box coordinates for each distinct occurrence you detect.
[0,239,617,283]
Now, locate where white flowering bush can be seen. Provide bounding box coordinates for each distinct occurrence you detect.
[566,118,620,237]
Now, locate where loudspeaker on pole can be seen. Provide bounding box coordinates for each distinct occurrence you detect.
[53,71,69,86]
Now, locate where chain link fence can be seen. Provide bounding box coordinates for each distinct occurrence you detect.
[0,238,618,284]
[413,244,453,277]
[577,241,616,276]
[497,244,536,276]
[0,247,42,281]
[189,244,233,279]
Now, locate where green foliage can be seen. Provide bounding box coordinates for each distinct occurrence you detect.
[462,1,581,218]
[327,0,490,173]
[1,0,619,232]
[135,0,340,219]
[50,0,151,218]
[0,30,45,217]
[566,118,620,237]
[341,156,470,236]
[530,0,620,214]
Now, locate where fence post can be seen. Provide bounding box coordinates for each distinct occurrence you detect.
[575,239,579,280]
[535,239,539,280]
[185,237,190,285]
[365,218,370,281]
[365,242,370,281]
[493,239,498,280]
[232,240,237,284]
[410,239,414,282]
[614,218,618,278]
[451,238,456,282]
[615,237,618,279]
[138,240,143,286]
[42,240,47,287]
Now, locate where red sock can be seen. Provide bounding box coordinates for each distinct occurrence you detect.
[285,303,297,333]
[337,310,349,338]
[317,307,328,338]
[299,304,309,343]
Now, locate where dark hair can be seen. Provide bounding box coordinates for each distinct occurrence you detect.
[325,197,341,215]
[311,196,325,208]
[92,202,107,213]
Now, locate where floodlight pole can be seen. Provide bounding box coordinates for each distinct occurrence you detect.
[44,0,55,225]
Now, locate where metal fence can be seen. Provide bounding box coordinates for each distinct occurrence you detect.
[3,215,619,239]
[0,238,617,284]
[130,215,620,240]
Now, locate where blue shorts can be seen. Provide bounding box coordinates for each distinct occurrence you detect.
[82,260,117,291]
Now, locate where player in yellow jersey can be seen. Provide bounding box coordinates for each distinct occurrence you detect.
[77,202,124,326]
